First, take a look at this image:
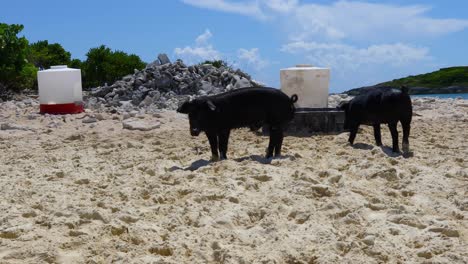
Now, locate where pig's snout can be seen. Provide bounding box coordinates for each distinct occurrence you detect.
[190,128,201,136]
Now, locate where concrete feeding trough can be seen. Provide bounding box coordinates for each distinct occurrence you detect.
[286,107,345,135]
[277,65,345,135]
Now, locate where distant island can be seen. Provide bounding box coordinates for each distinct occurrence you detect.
[344,66,468,95]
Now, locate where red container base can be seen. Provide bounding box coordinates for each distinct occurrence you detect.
[40,103,84,115]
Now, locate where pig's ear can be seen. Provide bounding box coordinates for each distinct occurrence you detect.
[338,101,349,110]
[400,85,409,94]
[177,101,191,114]
[206,100,217,111]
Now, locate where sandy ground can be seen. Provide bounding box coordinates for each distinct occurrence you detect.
[0,97,467,263]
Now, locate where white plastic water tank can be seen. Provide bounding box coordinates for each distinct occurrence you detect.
[38,65,84,114]
[280,65,330,108]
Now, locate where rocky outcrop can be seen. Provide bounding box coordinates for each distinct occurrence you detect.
[87,54,263,112]
[0,83,14,102]
[345,85,468,96]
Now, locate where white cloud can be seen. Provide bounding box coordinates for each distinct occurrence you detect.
[181,0,468,41]
[281,41,434,91]
[174,30,270,73]
[195,29,213,45]
[174,46,221,62]
[180,0,268,20]
[179,1,467,91]
[290,1,468,41]
[262,0,298,13]
[281,41,430,70]
[237,48,269,70]
[174,29,222,64]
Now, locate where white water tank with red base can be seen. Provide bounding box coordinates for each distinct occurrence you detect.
[280,64,330,109]
[38,65,84,114]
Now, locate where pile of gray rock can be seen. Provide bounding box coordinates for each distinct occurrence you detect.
[328,93,353,108]
[87,54,263,112]
[0,83,14,102]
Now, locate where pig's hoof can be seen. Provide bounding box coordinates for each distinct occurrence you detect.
[210,156,220,162]
[402,143,410,153]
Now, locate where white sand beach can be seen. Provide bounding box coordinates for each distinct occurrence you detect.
[0,97,467,263]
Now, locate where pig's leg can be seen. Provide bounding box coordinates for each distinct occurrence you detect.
[401,120,411,153]
[373,124,382,146]
[218,129,230,160]
[388,123,400,153]
[206,131,219,161]
[348,123,359,145]
[266,126,279,158]
[274,129,284,157]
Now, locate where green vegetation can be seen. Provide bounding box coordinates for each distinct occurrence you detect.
[69,58,83,69]
[26,41,146,88]
[0,22,147,92]
[82,45,146,88]
[200,60,232,70]
[0,23,36,91]
[346,67,468,95]
[377,67,468,89]
[28,40,71,69]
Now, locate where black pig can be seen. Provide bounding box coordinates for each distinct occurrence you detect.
[339,86,412,153]
[177,87,298,160]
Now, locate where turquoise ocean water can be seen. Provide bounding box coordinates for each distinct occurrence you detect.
[411,93,468,99]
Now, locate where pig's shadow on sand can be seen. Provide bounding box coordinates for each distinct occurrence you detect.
[352,143,413,158]
[169,146,413,172]
[380,146,414,158]
[169,159,211,172]
[169,156,272,172]
[353,143,413,158]
[235,155,294,164]
[352,143,374,150]
[235,155,272,164]
[169,155,296,172]
[185,159,212,171]
[380,146,400,157]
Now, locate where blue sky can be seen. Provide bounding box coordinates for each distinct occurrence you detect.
[2,0,468,92]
